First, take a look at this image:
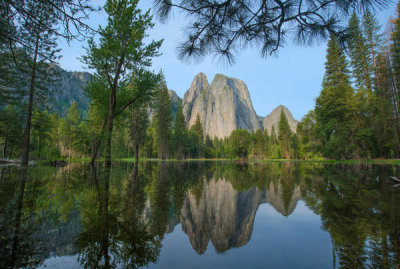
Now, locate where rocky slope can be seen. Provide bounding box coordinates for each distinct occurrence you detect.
[182,73,298,138]
[47,66,91,116]
[179,177,302,254]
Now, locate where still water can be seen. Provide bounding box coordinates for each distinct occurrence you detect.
[0,161,399,268]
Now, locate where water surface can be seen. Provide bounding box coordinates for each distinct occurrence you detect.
[0,162,399,268]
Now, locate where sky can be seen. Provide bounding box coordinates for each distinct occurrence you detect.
[58,1,398,120]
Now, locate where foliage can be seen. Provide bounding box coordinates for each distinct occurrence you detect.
[153,0,386,63]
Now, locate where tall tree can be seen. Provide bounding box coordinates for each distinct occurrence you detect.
[1,1,97,50]
[278,109,292,159]
[315,36,355,159]
[375,53,400,156]
[19,1,60,165]
[66,102,80,159]
[131,106,148,160]
[82,0,162,166]
[190,114,204,158]
[174,107,187,160]
[229,129,250,159]
[155,84,172,160]
[391,2,400,110]
[347,12,373,91]
[362,10,383,72]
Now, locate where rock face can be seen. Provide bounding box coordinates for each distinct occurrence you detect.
[182,73,298,138]
[183,73,261,138]
[48,66,91,116]
[180,178,263,254]
[262,105,298,135]
[179,177,302,254]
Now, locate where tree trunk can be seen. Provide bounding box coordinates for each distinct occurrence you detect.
[2,136,7,158]
[131,109,139,161]
[104,87,117,167]
[22,36,39,165]
[91,118,107,165]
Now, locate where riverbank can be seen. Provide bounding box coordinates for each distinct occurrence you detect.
[29,157,400,166]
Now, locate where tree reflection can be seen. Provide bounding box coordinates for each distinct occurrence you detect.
[74,163,162,268]
[0,162,400,268]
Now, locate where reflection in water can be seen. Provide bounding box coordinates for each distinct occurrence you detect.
[0,162,399,268]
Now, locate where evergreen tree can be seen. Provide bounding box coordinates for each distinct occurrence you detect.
[375,53,400,156]
[362,10,383,72]
[347,12,373,91]
[297,110,320,158]
[0,105,22,159]
[31,109,52,159]
[66,102,80,159]
[18,0,60,165]
[253,129,266,159]
[155,84,172,160]
[174,107,187,160]
[229,129,250,159]
[190,114,204,158]
[278,109,292,159]
[316,36,355,159]
[131,106,149,160]
[391,2,400,96]
[204,135,215,158]
[267,125,280,158]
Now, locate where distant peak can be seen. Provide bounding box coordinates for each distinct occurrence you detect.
[194,72,207,79]
[213,73,228,80]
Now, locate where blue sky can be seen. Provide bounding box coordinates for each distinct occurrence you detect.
[58,1,398,120]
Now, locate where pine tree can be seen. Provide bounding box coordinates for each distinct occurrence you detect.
[392,2,400,95]
[267,125,280,158]
[375,53,400,156]
[155,84,172,160]
[316,36,355,159]
[362,10,383,72]
[347,12,373,91]
[174,107,187,160]
[18,0,60,165]
[190,114,204,158]
[229,129,250,159]
[278,109,292,159]
[254,129,266,159]
[323,36,351,87]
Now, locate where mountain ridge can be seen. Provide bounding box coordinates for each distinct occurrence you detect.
[182,72,298,138]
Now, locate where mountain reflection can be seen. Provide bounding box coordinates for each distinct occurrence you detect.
[0,162,399,268]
